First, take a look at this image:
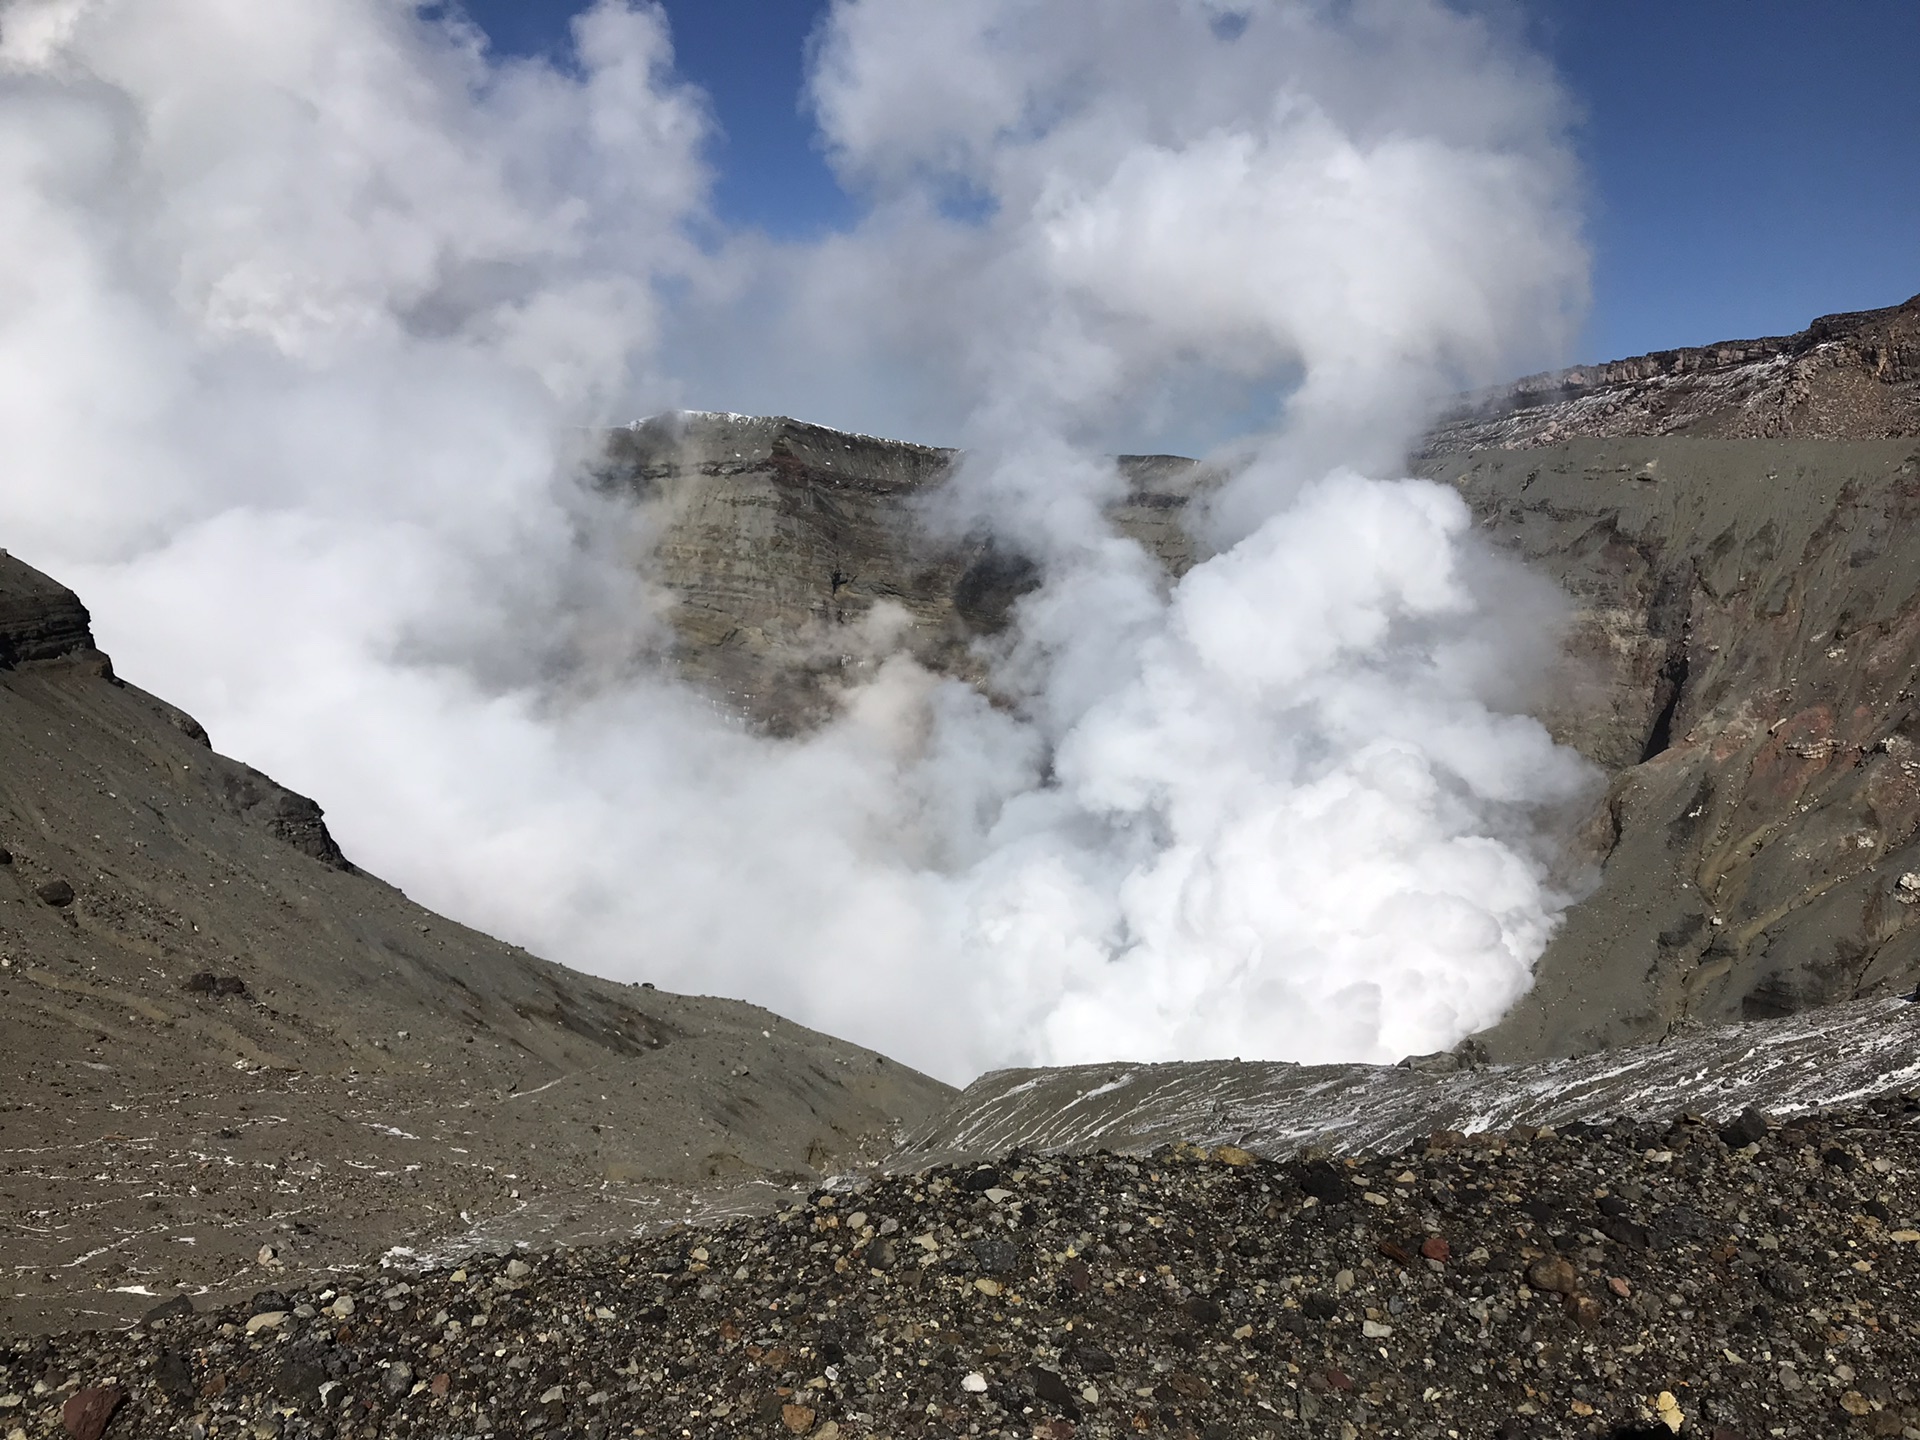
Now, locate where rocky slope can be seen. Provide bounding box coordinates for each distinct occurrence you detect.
[0,551,954,1337]
[1422,437,1920,1058]
[10,1094,1920,1440]
[1426,293,1920,452]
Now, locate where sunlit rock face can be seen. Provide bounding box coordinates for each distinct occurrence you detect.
[1423,438,1920,1059]
[597,412,1207,735]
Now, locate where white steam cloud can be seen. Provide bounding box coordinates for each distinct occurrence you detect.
[0,0,1596,1081]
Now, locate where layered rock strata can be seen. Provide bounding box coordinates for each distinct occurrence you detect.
[597,414,1206,733]
[1425,438,1920,1056]
[1426,293,1920,452]
[614,406,1920,1055]
[0,549,99,667]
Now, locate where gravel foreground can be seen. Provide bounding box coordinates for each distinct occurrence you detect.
[9,1098,1920,1440]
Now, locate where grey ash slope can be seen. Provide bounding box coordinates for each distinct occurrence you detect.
[0,551,953,1336]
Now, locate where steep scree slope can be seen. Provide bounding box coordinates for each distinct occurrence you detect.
[0,551,953,1335]
[1421,439,1920,1058]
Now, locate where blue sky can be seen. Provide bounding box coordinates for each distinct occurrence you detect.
[1539,2,1920,362]
[460,0,1918,368]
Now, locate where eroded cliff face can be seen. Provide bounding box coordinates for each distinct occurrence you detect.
[1422,439,1920,1058]
[0,548,100,667]
[1426,293,1920,453]
[597,413,1207,733]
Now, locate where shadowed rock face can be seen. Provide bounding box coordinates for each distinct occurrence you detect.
[0,549,98,667]
[1426,293,1920,453]
[0,551,351,870]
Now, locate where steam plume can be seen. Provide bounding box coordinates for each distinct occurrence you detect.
[0,0,1596,1080]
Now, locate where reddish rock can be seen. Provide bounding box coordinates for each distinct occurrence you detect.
[1427,292,1920,453]
[1420,1236,1451,1263]
[61,1386,124,1440]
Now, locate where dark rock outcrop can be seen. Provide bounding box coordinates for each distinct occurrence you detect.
[215,759,353,870]
[0,550,98,667]
[0,549,353,870]
[1427,292,1920,452]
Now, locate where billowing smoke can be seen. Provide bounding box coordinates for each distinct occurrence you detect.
[0,0,1597,1081]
